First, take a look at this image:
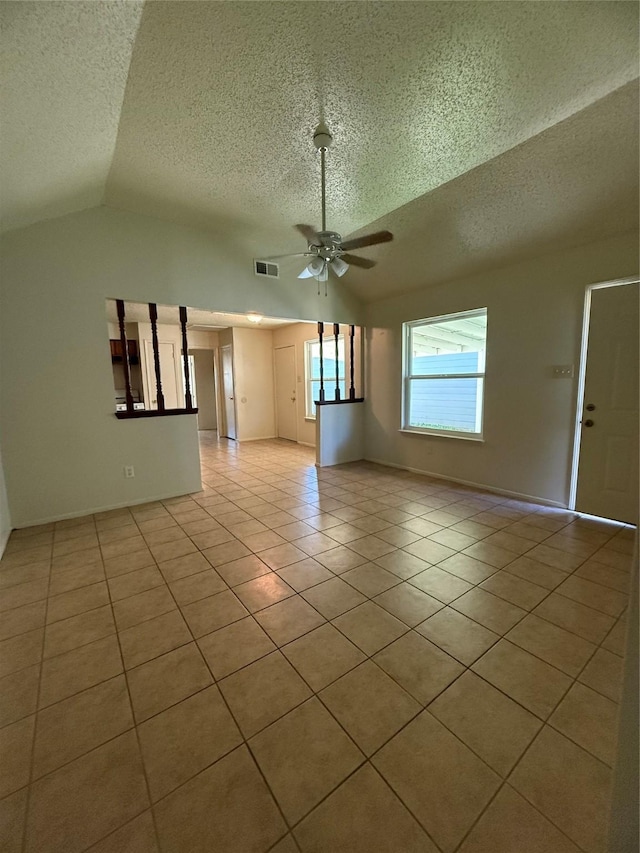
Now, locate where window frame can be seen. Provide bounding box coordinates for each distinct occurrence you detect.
[401,308,487,440]
[304,334,346,419]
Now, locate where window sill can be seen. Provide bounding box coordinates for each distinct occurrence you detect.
[399,428,484,442]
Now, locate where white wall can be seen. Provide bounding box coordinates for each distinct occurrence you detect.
[191,349,217,430]
[232,327,276,441]
[316,402,364,467]
[188,329,219,349]
[365,231,638,506]
[0,206,362,527]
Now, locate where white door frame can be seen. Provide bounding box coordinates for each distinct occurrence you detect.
[569,275,640,512]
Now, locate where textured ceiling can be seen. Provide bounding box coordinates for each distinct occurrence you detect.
[1,1,638,302]
[106,1,638,240]
[0,1,143,232]
[335,81,640,302]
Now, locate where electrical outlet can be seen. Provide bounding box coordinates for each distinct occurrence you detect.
[124,466,135,479]
[552,365,574,378]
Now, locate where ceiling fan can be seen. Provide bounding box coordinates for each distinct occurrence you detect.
[267,124,393,290]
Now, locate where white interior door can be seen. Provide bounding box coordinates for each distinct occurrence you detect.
[144,340,180,409]
[575,282,639,523]
[274,346,297,441]
[221,345,237,440]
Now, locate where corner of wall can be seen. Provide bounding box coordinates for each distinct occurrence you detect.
[0,448,12,557]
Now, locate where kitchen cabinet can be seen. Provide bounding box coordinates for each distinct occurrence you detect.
[110,339,139,364]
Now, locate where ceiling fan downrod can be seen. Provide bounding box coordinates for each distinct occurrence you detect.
[313,123,332,233]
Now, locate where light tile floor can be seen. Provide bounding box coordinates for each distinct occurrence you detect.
[0,432,635,852]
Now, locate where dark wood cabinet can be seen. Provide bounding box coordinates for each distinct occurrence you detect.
[110,339,139,364]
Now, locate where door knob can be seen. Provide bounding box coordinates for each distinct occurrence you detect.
[586,403,596,412]
[291,397,296,402]
[583,419,594,428]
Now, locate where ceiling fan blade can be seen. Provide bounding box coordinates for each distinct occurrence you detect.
[340,230,393,251]
[295,224,321,245]
[262,253,312,260]
[341,253,376,269]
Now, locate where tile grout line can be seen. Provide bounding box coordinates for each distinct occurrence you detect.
[20,535,54,853]
[96,525,165,853]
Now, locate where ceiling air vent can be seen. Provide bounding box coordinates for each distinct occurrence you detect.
[254,259,279,279]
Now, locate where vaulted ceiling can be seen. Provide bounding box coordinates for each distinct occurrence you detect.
[1,1,638,301]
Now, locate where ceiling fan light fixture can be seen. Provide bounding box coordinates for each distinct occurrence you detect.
[330,257,349,277]
[298,256,325,279]
[247,312,263,324]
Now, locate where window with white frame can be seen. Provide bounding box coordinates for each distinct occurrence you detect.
[305,335,346,418]
[403,308,487,437]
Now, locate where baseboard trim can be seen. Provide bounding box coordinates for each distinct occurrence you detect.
[297,441,315,448]
[236,435,278,443]
[363,457,567,508]
[11,486,203,530]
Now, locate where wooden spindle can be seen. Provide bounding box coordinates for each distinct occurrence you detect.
[148,303,165,412]
[317,321,325,403]
[179,306,193,411]
[116,299,134,414]
[349,324,356,400]
[333,323,340,401]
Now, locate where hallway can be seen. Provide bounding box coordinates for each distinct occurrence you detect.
[0,432,633,852]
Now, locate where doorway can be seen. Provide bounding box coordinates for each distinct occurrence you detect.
[188,349,217,431]
[274,345,297,441]
[571,278,639,524]
[221,344,237,440]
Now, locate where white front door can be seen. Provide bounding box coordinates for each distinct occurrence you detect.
[274,345,297,441]
[575,281,639,523]
[144,340,181,409]
[221,345,236,440]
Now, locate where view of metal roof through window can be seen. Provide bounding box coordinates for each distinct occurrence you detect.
[411,313,487,356]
